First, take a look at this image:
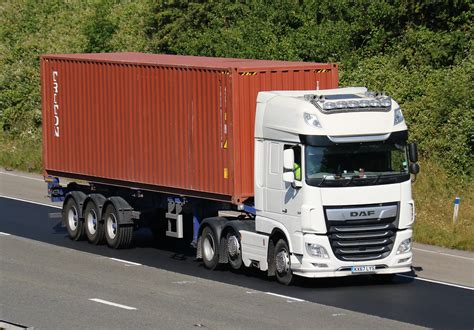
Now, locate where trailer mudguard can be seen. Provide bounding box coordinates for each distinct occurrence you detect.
[63,191,87,221]
[104,196,139,225]
[83,193,107,220]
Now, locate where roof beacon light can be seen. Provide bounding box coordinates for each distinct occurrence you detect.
[380,97,392,107]
[308,91,393,113]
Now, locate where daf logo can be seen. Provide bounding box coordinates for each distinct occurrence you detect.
[350,210,375,217]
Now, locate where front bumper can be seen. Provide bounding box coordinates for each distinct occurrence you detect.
[290,229,412,278]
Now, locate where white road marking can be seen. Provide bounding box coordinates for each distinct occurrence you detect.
[172,281,196,285]
[396,274,474,290]
[0,232,11,236]
[0,194,61,209]
[413,247,474,261]
[89,298,137,310]
[0,171,44,182]
[109,258,142,266]
[265,292,305,302]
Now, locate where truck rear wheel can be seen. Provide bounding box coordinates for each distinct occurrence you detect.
[104,204,133,249]
[63,197,84,241]
[201,226,219,270]
[84,201,105,245]
[274,239,294,285]
[227,230,243,270]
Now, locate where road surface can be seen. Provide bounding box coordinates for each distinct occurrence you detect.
[1,169,473,329]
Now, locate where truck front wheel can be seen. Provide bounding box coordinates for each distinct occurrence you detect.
[274,239,294,285]
[104,204,133,249]
[201,226,219,270]
[63,198,84,241]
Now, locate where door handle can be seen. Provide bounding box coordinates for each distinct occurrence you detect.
[282,208,287,213]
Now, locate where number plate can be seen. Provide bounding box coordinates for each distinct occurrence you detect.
[351,265,376,273]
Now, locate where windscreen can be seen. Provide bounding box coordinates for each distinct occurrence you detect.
[305,143,409,187]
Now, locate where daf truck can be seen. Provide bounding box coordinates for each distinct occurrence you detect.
[41,53,419,284]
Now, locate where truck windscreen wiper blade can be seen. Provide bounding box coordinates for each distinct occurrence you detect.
[318,175,328,187]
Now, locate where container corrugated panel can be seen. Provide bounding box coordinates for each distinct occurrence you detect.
[41,53,338,204]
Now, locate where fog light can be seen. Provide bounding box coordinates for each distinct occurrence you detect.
[306,243,329,258]
[397,238,412,254]
[398,257,411,264]
[312,263,328,268]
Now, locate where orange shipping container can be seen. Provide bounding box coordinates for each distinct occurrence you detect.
[41,53,338,204]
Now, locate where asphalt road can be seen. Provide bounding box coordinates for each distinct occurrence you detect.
[1,170,473,329]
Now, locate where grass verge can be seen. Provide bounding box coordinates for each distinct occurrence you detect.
[0,130,43,173]
[0,131,473,251]
[413,161,473,251]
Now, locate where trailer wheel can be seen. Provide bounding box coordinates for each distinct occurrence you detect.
[274,239,294,285]
[201,226,219,270]
[226,230,243,270]
[63,197,84,241]
[84,201,105,245]
[104,204,133,249]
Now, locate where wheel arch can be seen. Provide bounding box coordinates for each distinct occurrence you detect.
[83,193,107,222]
[267,228,290,277]
[102,196,138,225]
[63,191,87,221]
[196,217,228,260]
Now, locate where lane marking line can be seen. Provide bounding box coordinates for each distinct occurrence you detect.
[89,298,137,310]
[265,292,305,302]
[413,247,474,261]
[109,258,142,266]
[396,274,474,291]
[0,195,62,209]
[0,171,44,182]
[0,232,11,236]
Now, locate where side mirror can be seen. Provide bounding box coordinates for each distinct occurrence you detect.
[409,142,418,163]
[410,163,420,175]
[283,171,295,183]
[283,149,295,170]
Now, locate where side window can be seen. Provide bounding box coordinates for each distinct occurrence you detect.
[284,144,302,181]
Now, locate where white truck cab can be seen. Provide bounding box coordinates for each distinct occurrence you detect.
[241,87,418,283]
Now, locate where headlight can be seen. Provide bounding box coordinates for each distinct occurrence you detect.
[394,108,404,125]
[306,243,329,258]
[397,238,412,254]
[304,113,322,128]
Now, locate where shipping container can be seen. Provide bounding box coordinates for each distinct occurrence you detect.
[41,53,338,204]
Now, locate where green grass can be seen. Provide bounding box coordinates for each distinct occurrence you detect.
[412,161,474,251]
[0,130,43,173]
[1,131,473,251]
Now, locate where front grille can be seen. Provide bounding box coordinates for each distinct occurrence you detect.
[325,203,398,262]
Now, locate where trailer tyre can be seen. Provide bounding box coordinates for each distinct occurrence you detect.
[227,230,243,270]
[104,204,133,249]
[63,197,84,241]
[84,201,105,245]
[201,226,219,270]
[274,239,294,285]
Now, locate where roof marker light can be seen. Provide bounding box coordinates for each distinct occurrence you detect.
[304,112,322,128]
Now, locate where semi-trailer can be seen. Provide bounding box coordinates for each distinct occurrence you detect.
[41,52,419,284]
